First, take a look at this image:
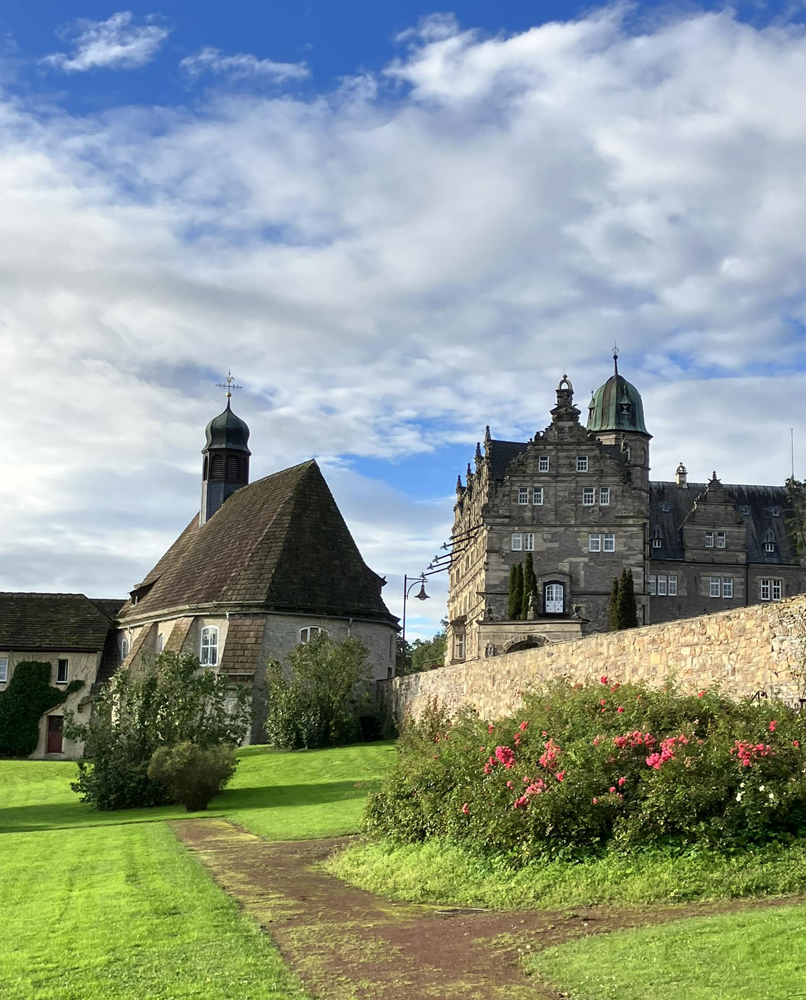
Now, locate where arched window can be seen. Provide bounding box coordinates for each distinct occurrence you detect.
[300,626,327,643]
[651,526,663,549]
[763,529,775,553]
[121,636,129,659]
[210,454,224,480]
[544,582,565,614]
[200,625,219,666]
[226,454,240,480]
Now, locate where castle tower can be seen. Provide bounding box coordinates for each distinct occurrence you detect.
[587,352,652,490]
[200,377,251,526]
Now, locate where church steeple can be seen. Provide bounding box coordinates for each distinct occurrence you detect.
[200,374,251,526]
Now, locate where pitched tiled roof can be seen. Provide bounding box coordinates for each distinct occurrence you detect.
[119,461,396,625]
[0,593,122,651]
[650,482,797,563]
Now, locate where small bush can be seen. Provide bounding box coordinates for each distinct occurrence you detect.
[148,741,237,811]
[364,680,806,861]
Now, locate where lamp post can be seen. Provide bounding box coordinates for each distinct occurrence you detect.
[400,573,430,672]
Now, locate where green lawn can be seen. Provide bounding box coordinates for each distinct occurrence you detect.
[0,742,395,1000]
[527,905,806,1000]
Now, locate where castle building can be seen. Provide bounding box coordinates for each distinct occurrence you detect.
[446,360,806,664]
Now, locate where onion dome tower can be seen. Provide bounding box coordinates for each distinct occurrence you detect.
[200,373,251,525]
[587,350,652,489]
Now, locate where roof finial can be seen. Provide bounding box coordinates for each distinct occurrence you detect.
[216,370,243,407]
[613,342,620,377]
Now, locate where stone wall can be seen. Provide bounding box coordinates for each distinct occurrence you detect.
[384,596,806,724]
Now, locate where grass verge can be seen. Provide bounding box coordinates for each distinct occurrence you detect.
[526,904,806,1000]
[0,822,313,1000]
[326,836,806,909]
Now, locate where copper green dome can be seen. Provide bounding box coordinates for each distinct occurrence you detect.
[587,368,649,436]
[203,400,251,454]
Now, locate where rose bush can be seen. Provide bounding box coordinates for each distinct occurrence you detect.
[364,681,806,860]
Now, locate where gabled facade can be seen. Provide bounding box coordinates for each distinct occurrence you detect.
[447,363,806,664]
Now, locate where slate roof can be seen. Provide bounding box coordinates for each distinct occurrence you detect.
[0,593,124,651]
[118,460,397,625]
[649,482,797,563]
[488,439,529,480]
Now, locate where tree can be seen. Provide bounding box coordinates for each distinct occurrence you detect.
[264,633,372,749]
[508,563,524,620]
[608,577,621,632]
[148,742,237,812]
[785,478,806,555]
[522,553,538,620]
[615,568,639,630]
[406,629,448,674]
[66,651,250,811]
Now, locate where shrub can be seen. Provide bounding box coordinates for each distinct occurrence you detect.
[66,651,250,810]
[0,662,83,757]
[364,680,806,862]
[148,742,237,811]
[264,633,372,749]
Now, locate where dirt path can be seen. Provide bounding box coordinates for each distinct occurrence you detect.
[172,818,798,1000]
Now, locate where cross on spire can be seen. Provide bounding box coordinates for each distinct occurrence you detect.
[216,371,243,401]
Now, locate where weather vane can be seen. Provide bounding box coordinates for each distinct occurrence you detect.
[613,342,620,375]
[216,371,243,400]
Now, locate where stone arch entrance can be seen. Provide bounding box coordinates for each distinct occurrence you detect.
[503,635,549,654]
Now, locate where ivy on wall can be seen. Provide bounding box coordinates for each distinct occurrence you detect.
[0,662,83,757]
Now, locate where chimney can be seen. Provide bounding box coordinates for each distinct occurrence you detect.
[676,462,688,487]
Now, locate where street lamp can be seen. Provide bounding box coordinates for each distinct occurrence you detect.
[400,573,430,671]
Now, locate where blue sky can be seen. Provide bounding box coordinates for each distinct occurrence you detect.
[2,2,806,637]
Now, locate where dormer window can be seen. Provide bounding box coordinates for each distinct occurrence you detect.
[200,625,219,666]
[651,526,663,549]
[763,529,775,553]
[771,507,781,517]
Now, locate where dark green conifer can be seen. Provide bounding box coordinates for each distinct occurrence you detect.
[508,563,524,620]
[608,577,621,631]
[522,553,538,619]
[616,568,639,629]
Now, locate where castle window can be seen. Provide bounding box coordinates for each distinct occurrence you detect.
[588,534,601,552]
[532,487,544,505]
[518,487,529,505]
[582,487,595,506]
[200,625,219,666]
[603,533,615,552]
[0,657,6,683]
[511,533,523,551]
[771,507,781,517]
[600,487,610,505]
[668,576,678,596]
[577,456,589,473]
[760,579,782,602]
[300,626,327,643]
[657,575,667,596]
[739,506,751,515]
[648,575,657,595]
[544,582,564,614]
[121,637,129,659]
[722,577,734,599]
[538,456,550,472]
[651,526,662,549]
[454,632,466,661]
[57,659,69,684]
[709,578,721,598]
[716,532,726,549]
[763,529,775,553]
[705,531,714,548]
[524,533,534,551]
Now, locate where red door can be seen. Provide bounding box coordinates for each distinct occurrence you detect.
[47,716,63,754]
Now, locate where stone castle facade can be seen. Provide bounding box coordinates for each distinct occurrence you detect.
[446,362,806,665]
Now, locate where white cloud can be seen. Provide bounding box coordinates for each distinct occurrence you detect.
[4,6,806,625]
[179,47,309,82]
[41,11,170,72]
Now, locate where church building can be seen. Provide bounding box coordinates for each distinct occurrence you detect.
[447,359,806,664]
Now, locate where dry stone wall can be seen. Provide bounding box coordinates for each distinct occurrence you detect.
[386,596,806,724]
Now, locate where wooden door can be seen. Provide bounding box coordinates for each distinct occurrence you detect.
[544,583,565,614]
[47,716,63,754]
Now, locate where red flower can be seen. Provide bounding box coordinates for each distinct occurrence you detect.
[617,706,625,714]
[600,676,608,684]
[519,721,528,731]
[794,741,800,748]
[556,770,566,782]
[618,776,626,787]
[462,802,469,814]
[488,724,494,734]
[769,720,778,732]
[697,691,705,698]
[609,786,616,793]
[592,797,598,804]
[600,699,607,706]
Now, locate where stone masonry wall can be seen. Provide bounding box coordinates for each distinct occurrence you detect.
[386,596,806,724]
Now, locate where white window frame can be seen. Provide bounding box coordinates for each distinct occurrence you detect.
[454,632,466,660]
[538,456,550,473]
[709,578,721,598]
[722,577,734,599]
[588,534,601,552]
[0,657,7,683]
[652,537,662,549]
[760,579,771,601]
[765,542,775,553]
[603,533,616,552]
[200,625,219,666]
[705,531,714,548]
[300,626,328,643]
[511,533,523,551]
[599,487,610,505]
[582,487,595,506]
[518,487,530,505]
[157,633,165,653]
[657,575,668,596]
[577,456,589,473]
[648,575,657,596]
[524,533,534,551]
[532,487,544,505]
[773,579,783,601]
[668,576,678,596]
[56,659,69,684]
[716,532,727,549]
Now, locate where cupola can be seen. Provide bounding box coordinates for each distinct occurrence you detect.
[587,353,649,436]
[200,373,251,526]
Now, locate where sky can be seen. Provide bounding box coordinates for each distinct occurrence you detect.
[2,2,806,639]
